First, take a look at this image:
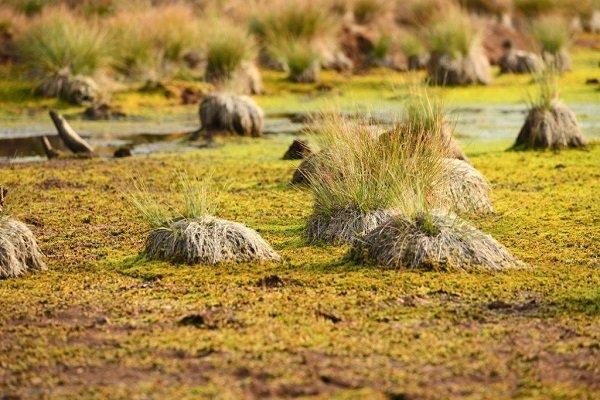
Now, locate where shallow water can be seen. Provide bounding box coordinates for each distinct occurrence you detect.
[0,103,598,162]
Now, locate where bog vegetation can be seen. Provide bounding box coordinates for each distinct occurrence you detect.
[0,0,598,398]
[0,0,596,98]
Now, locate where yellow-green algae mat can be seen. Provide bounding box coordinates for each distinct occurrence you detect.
[0,138,598,399]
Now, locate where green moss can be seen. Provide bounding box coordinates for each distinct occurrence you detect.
[0,135,598,398]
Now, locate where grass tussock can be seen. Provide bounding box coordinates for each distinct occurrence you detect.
[513,0,559,16]
[426,7,477,57]
[526,67,560,110]
[532,15,570,55]
[126,169,280,265]
[352,212,523,271]
[0,187,46,279]
[371,35,393,61]
[204,21,256,83]
[307,92,449,219]
[249,0,333,43]
[400,32,425,58]
[108,4,199,79]
[16,7,109,76]
[352,0,386,24]
[271,39,320,82]
[126,170,216,230]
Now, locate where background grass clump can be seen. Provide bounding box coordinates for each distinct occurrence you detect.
[16,7,109,77]
[531,14,570,55]
[249,0,333,43]
[203,20,256,83]
[426,7,477,57]
[108,4,200,80]
[352,0,386,25]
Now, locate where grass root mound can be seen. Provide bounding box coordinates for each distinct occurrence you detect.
[146,216,280,265]
[514,101,586,149]
[306,207,393,244]
[0,218,46,279]
[352,213,523,271]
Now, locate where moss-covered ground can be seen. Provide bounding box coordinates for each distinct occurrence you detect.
[0,134,598,399]
[0,37,599,399]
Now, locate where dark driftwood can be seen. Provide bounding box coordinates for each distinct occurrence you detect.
[40,136,61,159]
[49,111,95,155]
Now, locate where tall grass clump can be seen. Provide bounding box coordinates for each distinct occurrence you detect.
[16,7,109,77]
[334,91,521,270]
[400,33,424,59]
[513,0,559,16]
[126,170,216,230]
[126,170,280,265]
[249,0,336,74]
[425,6,491,85]
[108,14,156,78]
[531,15,570,55]
[515,66,586,149]
[310,101,448,217]
[204,21,256,83]
[304,92,451,243]
[400,32,426,70]
[426,8,476,57]
[249,0,332,43]
[371,35,392,61]
[270,39,320,82]
[526,67,559,110]
[109,5,199,79]
[352,0,386,24]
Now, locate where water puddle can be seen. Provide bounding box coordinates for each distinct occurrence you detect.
[0,115,304,162]
[0,104,597,162]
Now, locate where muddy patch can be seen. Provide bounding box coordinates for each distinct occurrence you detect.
[178,307,242,330]
[256,274,287,288]
[37,178,86,190]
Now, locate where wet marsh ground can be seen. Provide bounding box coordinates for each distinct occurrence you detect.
[0,137,598,399]
[0,46,599,399]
